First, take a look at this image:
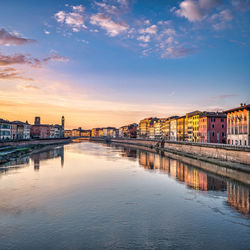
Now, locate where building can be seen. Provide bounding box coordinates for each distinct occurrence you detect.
[170,117,179,141]
[71,127,82,137]
[119,124,137,138]
[0,118,11,140]
[162,118,170,140]
[199,112,227,143]
[81,130,91,137]
[185,111,201,142]
[12,121,31,140]
[177,116,185,141]
[31,116,64,139]
[138,118,158,138]
[225,104,250,146]
[91,128,100,137]
[64,130,72,138]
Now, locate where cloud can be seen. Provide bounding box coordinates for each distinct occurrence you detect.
[176,0,203,22]
[137,35,150,42]
[211,94,238,99]
[0,53,40,66]
[232,0,250,11]
[72,5,85,12]
[0,28,36,46]
[0,67,34,81]
[54,8,86,32]
[19,84,40,90]
[199,0,223,9]
[90,13,128,37]
[210,9,233,30]
[162,47,197,58]
[139,25,158,34]
[42,54,69,63]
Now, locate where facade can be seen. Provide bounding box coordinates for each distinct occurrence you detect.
[91,128,100,137]
[10,123,17,140]
[225,104,250,146]
[31,116,64,139]
[30,125,49,139]
[170,117,178,141]
[64,130,72,138]
[119,124,137,138]
[12,121,31,140]
[162,118,170,140]
[138,118,158,138]
[199,112,227,143]
[0,119,11,140]
[81,130,91,137]
[186,111,201,142]
[177,116,185,141]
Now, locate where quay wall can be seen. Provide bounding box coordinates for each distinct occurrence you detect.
[0,138,72,147]
[87,137,250,167]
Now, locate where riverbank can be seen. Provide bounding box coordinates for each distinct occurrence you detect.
[81,137,250,173]
[0,138,71,165]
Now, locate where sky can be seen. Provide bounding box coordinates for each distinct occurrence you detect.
[0,0,249,129]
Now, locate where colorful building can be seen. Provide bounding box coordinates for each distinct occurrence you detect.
[199,112,227,143]
[225,104,250,146]
[31,116,64,139]
[12,121,31,140]
[162,118,170,140]
[138,118,158,138]
[177,116,185,141]
[0,118,11,140]
[64,130,72,138]
[170,117,179,141]
[185,111,201,142]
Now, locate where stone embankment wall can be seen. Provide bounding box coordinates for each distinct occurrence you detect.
[0,138,71,147]
[88,137,250,166]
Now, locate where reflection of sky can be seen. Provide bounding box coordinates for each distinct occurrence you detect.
[0,0,249,128]
[0,142,249,249]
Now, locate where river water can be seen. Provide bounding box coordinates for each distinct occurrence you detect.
[0,141,249,249]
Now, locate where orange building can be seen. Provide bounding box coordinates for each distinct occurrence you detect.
[225,104,250,146]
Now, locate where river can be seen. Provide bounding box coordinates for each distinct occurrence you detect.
[0,141,249,249]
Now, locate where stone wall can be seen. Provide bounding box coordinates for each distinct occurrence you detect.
[0,138,71,147]
[106,138,250,166]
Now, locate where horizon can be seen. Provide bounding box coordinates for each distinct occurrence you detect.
[0,0,249,129]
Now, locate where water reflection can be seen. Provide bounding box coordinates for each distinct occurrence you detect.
[31,146,64,170]
[0,146,64,173]
[111,145,250,216]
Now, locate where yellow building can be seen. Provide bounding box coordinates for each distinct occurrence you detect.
[177,116,185,141]
[185,111,201,142]
[138,117,158,138]
[64,130,72,138]
[161,118,170,140]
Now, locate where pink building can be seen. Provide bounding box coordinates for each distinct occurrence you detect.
[30,125,49,139]
[199,112,227,144]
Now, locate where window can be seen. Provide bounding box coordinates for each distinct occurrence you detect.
[240,140,242,145]
[222,132,224,137]
[245,140,247,146]
[221,118,224,122]
[232,140,234,145]
[212,132,215,136]
[212,124,215,128]
[222,124,224,128]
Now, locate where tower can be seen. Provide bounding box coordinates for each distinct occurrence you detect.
[61,116,65,130]
[61,116,65,138]
[35,116,40,125]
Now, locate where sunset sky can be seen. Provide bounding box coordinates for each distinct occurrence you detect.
[0,0,249,129]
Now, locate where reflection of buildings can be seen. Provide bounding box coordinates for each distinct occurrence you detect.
[227,182,250,215]
[31,146,64,170]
